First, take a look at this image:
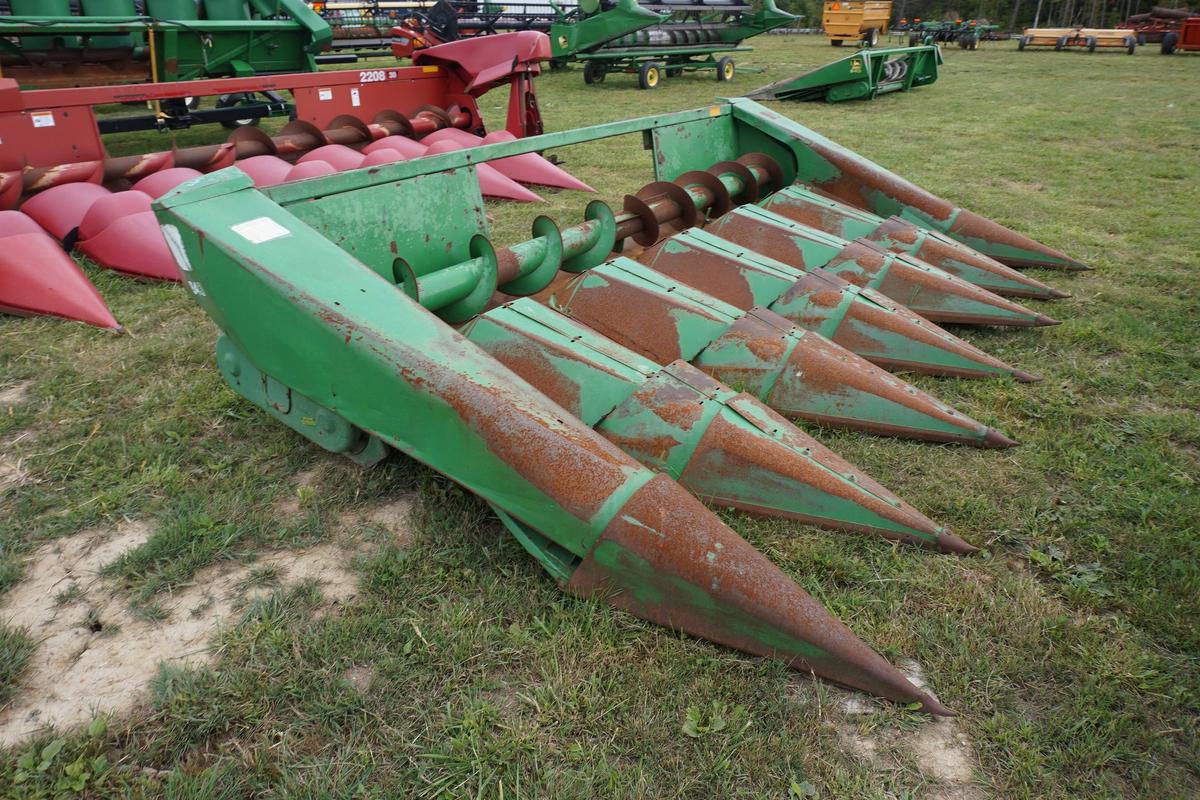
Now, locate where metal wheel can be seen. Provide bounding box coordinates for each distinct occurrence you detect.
[863,27,879,47]
[583,60,606,85]
[716,56,735,82]
[638,61,661,90]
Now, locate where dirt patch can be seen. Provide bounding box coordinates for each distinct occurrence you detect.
[825,660,984,800]
[0,455,29,494]
[1174,442,1200,466]
[0,522,363,746]
[337,496,419,546]
[0,381,33,409]
[274,466,324,519]
[361,499,417,544]
[342,666,375,693]
[992,178,1046,193]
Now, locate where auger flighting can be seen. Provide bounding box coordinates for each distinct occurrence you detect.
[154,100,1084,713]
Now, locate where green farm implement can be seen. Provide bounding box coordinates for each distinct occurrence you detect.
[567,0,797,88]
[900,19,995,48]
[154,99,1081,712]
[747,44,941,102]
[0,0,332,89]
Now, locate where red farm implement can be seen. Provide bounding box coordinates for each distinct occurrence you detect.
[0,32,597,328]
[1161,16,1200,53]
[1119,6,1199,45]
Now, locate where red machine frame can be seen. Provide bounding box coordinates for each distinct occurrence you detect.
[0,31,550,209]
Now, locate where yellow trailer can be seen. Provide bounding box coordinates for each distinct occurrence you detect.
[823,1,893,47]
[1018,27,1137,53]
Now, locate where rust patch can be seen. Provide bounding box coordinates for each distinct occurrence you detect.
[802,140,956,223]
[565,474,944,711]
[639,244,758,310]
[495,247,522,285]
[683,402,942,545]
[950,208,1075,264]
[471,337,586,421]
[707,214,809,269]
[870,215,921,246]
[765,327,992,445]
[552,276,689,364]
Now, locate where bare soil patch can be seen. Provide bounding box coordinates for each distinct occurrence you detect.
[823,660,985,800]
[0,381,33,408]
[0,521,362,746]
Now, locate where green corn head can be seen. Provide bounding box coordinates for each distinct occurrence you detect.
[154,99,1084,712]
[747,45,942,103]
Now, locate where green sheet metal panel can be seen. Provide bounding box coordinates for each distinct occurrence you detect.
[651,112,740,183]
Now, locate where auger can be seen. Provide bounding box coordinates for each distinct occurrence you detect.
[153,99,1086,711]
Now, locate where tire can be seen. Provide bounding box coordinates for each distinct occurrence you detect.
[583,60,605,85]
[217,93,259,129]
[1126,36,1136,55]
[908,32,920,46]
[716,56,735,82]
[666,67,683,77]
[968,35,979,50]
[1086,36,1097,53]
[1136,32,1146,45]
[1055,35,1067,51]
[831,38,843,46]
[863,27,879,47]
[1161,31,1177,54]
[638,61,661,90]
[160,97,192,118]
[1019,34,1030,50]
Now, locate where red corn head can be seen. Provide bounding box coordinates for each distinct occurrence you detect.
[76,192,182,282]
[423,140,545,203]
[20,182,111,242]
[236,156,295,188]
[132,168,204,199]
[286,161,337,182]
[297,144,367,172]
[424,128,596,192]
[0,211,119,329]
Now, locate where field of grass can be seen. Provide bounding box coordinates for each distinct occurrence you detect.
[0,32,1197,799]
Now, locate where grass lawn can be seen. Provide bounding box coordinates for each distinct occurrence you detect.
[0,32,1197,799]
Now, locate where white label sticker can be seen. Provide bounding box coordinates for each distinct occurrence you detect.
[160,224,192,272]
[350,88,361,107]
[318,88,332,101]
[31,112,55,128]
[231,216,291,244]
